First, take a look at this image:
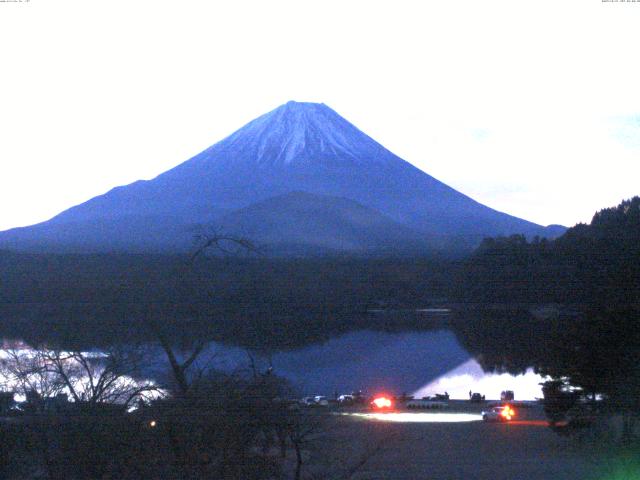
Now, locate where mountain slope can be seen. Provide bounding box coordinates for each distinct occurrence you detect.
[217,191,428,255]
[0,101,563,254]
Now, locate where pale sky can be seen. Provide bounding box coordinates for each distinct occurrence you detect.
[1,0,639,231]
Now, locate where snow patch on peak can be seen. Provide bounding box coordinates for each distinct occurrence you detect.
[208,101,400,169]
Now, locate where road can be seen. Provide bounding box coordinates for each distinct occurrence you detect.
[305,402,605,480]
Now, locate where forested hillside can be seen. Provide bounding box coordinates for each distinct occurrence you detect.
[455,197,640,433]
[458,196,640,306]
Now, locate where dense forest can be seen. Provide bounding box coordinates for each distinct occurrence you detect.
[458,196,640,306]
[0,253,455,350]
[455,197,640,436]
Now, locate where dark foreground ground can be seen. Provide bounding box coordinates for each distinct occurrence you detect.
[2,401,637,479]
[304,403,636,480]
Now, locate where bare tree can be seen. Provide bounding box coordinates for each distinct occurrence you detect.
[1,348,66,399]
[190,230,258,263]
[152,326,209,395]
[1,345,160,409]
[287,410,324,480]
[146,232,258,396]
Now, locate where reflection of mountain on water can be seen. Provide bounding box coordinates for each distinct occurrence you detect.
[2,327,546,400]
[204,329,470,395]
[413,359,545,400]
[205,306,551,397]
[0,307,554,399]
[273,330,469,395]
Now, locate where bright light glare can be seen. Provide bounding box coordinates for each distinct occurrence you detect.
[372,396,392,409]
[501,406,515,421]
[345,413,482,423]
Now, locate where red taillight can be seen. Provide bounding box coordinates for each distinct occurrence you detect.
[501,406,515,420]
[372,396,393,409]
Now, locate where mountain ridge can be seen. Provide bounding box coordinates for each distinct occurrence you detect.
[0,101,565,255]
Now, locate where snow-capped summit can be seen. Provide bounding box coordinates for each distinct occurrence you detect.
[194,100,397,168]
[0,102,563,255]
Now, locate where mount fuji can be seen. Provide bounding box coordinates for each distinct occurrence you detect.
[0,101,563,255]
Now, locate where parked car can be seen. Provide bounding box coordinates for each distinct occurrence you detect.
[370,396,393,410]
[313,396,329,406]
[482,405,515,422]
[470,393,485,403]
[338,394,355,405]
[501,390,514,402]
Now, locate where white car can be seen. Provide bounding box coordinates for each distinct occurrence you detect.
[482,405,515,422]
[338,394,355,404]
[300,396,329,407]
[300,396,317,406]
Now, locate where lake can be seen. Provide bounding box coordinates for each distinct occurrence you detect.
[0,312,547,402]
[186,328,546,400]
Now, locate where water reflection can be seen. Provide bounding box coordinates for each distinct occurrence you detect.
[181,330,543,403]
[413,359,546,401]
[271,330,471,394]
[1,329,546,402]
